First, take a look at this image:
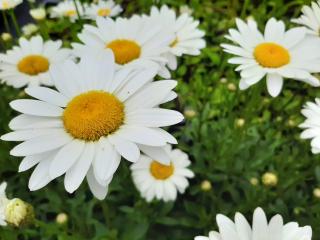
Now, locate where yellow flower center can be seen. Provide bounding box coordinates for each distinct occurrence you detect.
[150,161,174,180]
[170,37,179,47]
[97,8,111,17]
[2,0,9,9]
[64,10,76,17]
[17,55,49,76]
[63,91,125,141]
[106,39,141,65]
[254,42,290,68]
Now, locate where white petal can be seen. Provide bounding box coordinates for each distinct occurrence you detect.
[266,73,283,97]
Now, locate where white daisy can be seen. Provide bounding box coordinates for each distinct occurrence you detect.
[148,5,206,70]
[1,50,184,200]
[0,35,70,88]
[292,1,320,36]
[50,0,83,22]
[130,145,194,202]
[194,207,312,240]
[0,182,9,226]
[21,23,39,36]
[84,0,122,20]
[221,18,320,97]
[72,15,174,78]
[0,0,22,10]
[299,98,320,154]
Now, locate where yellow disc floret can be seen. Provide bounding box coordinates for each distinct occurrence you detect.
[97,8,111,17]
[106,39,141,65]
[254,42,290,68]
[63,91,125,141]
[170,37,179,48]
[150,161,174,180]
[17,55,49,76]
[64,10,76,17]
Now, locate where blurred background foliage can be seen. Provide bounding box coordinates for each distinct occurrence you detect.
[1,0,320,239]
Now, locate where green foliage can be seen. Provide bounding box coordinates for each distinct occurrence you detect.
[1,0,320,239]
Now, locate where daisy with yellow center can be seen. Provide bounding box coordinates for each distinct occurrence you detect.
[221,18,320,97]
[1,50,184,200]
[0,35,70,88]
[148,5,206,70]
[84,0,122,20]
[0,0,22,10]
[49,0,83,22]
[131,145,194,202]
[72,16,174,78]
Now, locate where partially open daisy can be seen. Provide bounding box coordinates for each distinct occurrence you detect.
[50,0,83,22]
[0,182,9,226]
[130,145,194,202]
[84,0,122,20]
[194,207,312,240]
[0,35,70,88]
[292,1,320,36]
[299,98,320,154]
[221,18,320,97]
[1,50,183,200]
[148,5,206,70]
[0,0,22,10]
[72,16,174,78]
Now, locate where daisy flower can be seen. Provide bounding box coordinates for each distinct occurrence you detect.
[72,16,174,78]
[84,0,122,20]
[0,0,22,10]
[50,0,83,22]
[194,207,312,240]
[0,35,70,88]
[148,5,206,70]
[292,1,320,36]
[0,182,9,226]
[1,50,183,200]
[221,18,320,97]
[130,145,194,202]
[299,98,320,154]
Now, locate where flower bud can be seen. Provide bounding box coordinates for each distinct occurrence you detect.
[30,8,46,21]
[1,32,12,42]
[250,177,259,186]
[227,83,237,91]
[262,172,278,187]
[56,213,68,224]
[184,108,196,118]
[201,180,212,191]
[313,188,320,198]
[5,198,34,227]
[235,118,245,128]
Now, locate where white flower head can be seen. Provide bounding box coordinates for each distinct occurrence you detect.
[299,98,320,154]
[0,35,71,88]
[50,0,83,22]
[72,15,174,78]
[131,145,194,202]
[1,50,184,200]
[84,0,122,20]
[0,0,22,10]
[221,18,320,97]
[194,207,312,240]
[292,1,320,35]
[22,23,39,36]
[0,182,9,226]
[30,8,46,21]
[148,5,206,70]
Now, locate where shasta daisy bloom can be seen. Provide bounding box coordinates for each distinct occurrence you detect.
[194,207,312,240]
[72,16,174,78]
[221,18,320,97]
[299,98,320,154]
[292,1,320,35]
[0,182,9,226]
[0,0,22,10]
[1,50,183,200]
[149,5,206,70]
[0,35,70,88]
[50,0,83,22]
[84,0,122,20]
[130,145,194,202]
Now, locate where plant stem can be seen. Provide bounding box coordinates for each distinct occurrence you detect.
[73,0,82,21]
[9,10,21,36]
[39,20,50,40]
[2,11,10,33]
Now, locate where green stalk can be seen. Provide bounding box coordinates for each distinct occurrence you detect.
[1,11,10,33]
[39,20,50,40]
[9,10,21,36]
[73,0,82,21]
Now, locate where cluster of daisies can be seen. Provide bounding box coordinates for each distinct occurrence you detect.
[0,0,205,205]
